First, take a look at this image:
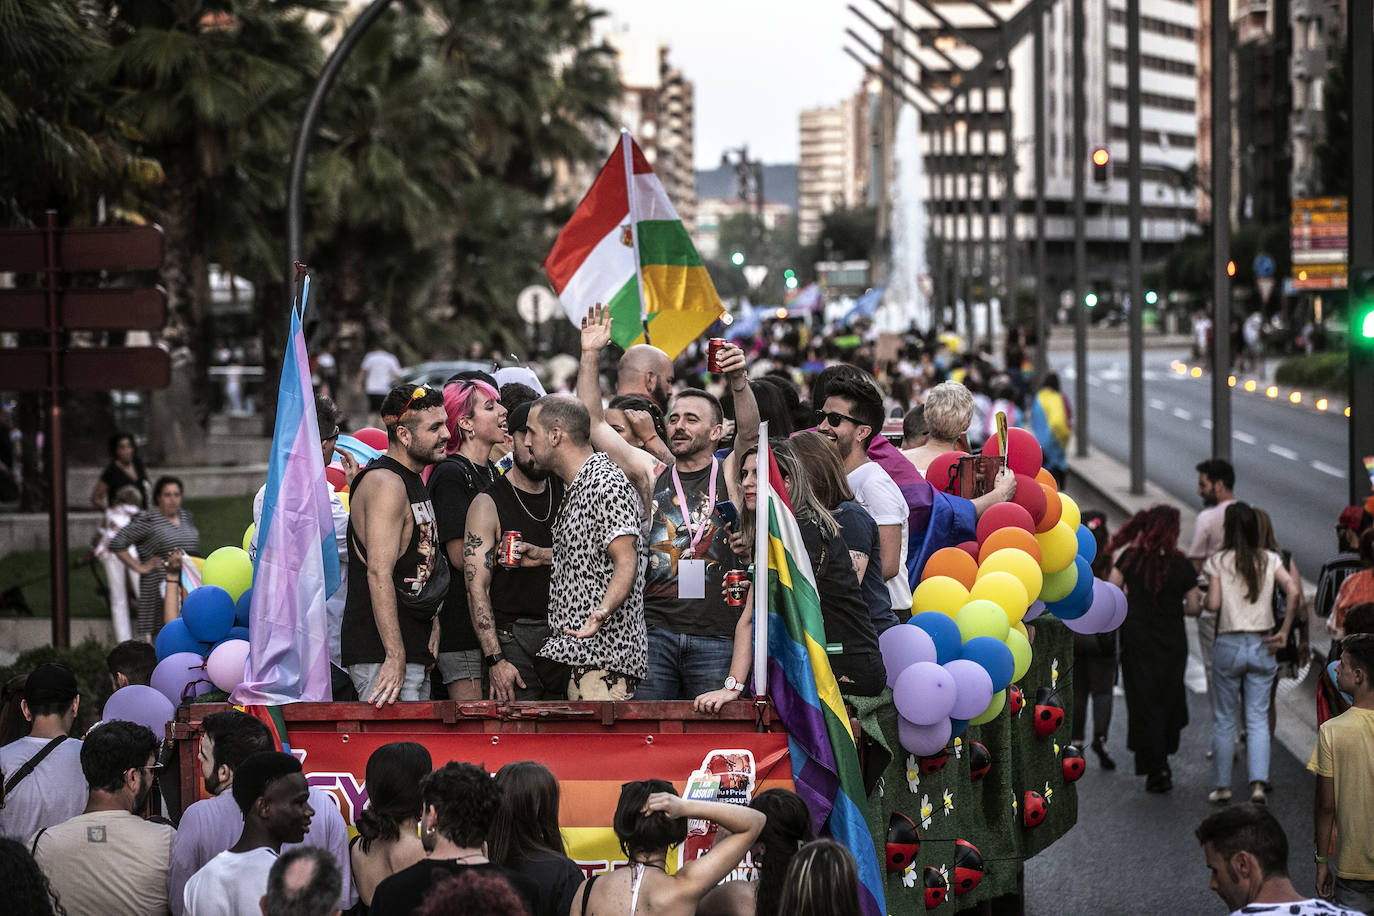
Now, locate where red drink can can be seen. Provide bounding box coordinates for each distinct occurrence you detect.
[707,338,727,373]
[724,569,749,607]
[500,530,522,568]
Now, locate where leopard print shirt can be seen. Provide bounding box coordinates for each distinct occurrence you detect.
[539,452,648,679]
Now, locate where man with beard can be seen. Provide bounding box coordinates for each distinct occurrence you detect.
[31,720,175,915]
[341,383,451,705]
[617,343,675,411]
[464,397,569,700]
[183,752,316,916]
[1189,457,1237,692]
[168,710,352,916]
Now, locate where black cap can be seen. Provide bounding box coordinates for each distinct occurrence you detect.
[507,401,533,434]
[24,663,79,706]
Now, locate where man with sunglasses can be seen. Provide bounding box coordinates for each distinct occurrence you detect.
[31,720,177,915]
[341,383,451,706]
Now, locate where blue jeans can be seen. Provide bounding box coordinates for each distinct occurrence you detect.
[1211,631,1277,787]
[634,624,735,701]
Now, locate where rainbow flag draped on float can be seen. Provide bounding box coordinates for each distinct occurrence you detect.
[754,432,885,916]
[230,279,338,705]
[543,129,723,359]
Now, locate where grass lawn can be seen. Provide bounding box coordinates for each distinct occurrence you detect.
[0,495,255,618]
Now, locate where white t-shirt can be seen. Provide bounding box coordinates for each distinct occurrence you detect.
[184,846,277,916]
[847,461,911,611]
[32,808,176,916]
[0,735,86,840]
[1229,900,1364,916]
[360,350,403,396]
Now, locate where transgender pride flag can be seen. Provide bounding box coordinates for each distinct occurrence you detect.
[231,281,339,704]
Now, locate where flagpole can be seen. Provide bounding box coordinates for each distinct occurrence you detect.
[621,128,651,346]
[752,421,769,698]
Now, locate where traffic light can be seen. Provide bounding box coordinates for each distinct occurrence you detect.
[1226,260,1237,278]
[730,251,745,266]
[784,268,796,280]
[1144,290,1159,305]
[1084,292,1099,308]
[1353,268,1374,350]
[785,276,799,290]
[1092,148,1109,183]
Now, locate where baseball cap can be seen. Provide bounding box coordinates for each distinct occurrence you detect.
[23,663,79,706]
[506,401,533,435]
[1338,506,1368,531]
[493,366,546,397]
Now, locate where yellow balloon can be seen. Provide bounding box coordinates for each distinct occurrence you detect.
[1036,521,1078,573]
[977,548,1044,603]
[242,523,255,554]
[1005,628,1033,681]
[970,689,1007,725]
[1058,492,1081,532]
[969,571,1030,623]
[1010,619,1029,640]
[912,576,971,618]
[202,546,254,603]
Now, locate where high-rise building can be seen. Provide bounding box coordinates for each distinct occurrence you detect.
[797,93,870,246]
[1290,0,1345,198]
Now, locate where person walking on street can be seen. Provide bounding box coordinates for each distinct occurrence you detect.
[1190,458,1238,693]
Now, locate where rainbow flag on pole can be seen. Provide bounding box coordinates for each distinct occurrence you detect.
[230,278,338,705]
[543,129,723,359]
[756,433,885,916]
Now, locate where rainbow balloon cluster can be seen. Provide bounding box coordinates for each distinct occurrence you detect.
[149,547,255,705]
[882,428,1126,757]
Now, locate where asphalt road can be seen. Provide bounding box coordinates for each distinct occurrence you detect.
[1054,349,1350,580]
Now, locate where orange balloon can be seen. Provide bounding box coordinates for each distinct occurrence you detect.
[921,547,979,589]
[1036,467,1058,492]
[978,527,1042,565]
[1036,483,1063,533]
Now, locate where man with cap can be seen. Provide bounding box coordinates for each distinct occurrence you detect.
[0,663,86,840]
[1317,506,1373,626]
[463,395,568,700]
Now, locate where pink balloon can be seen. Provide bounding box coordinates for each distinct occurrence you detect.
[206,639,250,693]
[898,715,953,757]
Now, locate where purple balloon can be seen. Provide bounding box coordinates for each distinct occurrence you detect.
[1063,600,1113,633]
[1105,583,1129,631]
[1023,599,1046,622]
[898,715,953,757]
[943,658,995,720]
[893,661,958,725]
[103,685,175,740]
[880,625,938,687]
[150,652,214,707]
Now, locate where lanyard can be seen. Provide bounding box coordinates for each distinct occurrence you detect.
[670,457,718,559]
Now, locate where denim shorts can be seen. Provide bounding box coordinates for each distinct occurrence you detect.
[437,649,483,684]
[347,662,427,702]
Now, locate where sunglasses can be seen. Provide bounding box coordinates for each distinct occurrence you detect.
[815,409,864,429]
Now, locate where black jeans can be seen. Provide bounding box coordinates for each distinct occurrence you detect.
[497,620,570,701]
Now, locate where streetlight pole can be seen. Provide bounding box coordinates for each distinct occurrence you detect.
[1072,0,1088,458]
[1209,0,1233,461]
[1127,0,1145,494]
[1033,4,1048,381]
[1349,0,1374,504]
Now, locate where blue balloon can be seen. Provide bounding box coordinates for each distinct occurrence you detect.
[228,625,250,642]
[1048,557,1096,620]
[949,718,969,739]
[910,612,962,665]
[155,618,211,661]
[181,585,235,643]
[961,636,1015,692]
[234,588,253,628]
[1076,525,1098,564]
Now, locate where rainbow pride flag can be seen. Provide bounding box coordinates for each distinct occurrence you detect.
[758,436,885,916]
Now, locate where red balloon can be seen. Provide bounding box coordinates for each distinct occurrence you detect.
[1010,472,1047,524]
[976,502,1036,544]
[352,427,388,451]
[924,451,963,495]
[325,466,347,492]
[955,540,981,562]
[981,427,1044,477]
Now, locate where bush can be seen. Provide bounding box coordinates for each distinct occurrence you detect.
[0,637,115,737]
[1274,352,1347,391]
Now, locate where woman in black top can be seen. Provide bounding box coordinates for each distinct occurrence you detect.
[487,761,584,916]
[91,432,149,510]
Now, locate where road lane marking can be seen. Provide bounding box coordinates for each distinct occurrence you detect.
[1312,461,1344,478]
[1107,384,1124,395]
[1233,431,1257,445]
[1267,444,1299,461]
[1148,398,1167,411]
[1171,407,1192,420]
[1202,419,1213,430]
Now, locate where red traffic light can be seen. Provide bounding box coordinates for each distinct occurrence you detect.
[1226,260,1237,277]
[1091,148,1110,167]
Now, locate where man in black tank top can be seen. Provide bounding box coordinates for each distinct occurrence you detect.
[340,384,451,705]
[463,401,569,700]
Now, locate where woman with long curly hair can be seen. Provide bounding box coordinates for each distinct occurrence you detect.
[1106,505,1202,793]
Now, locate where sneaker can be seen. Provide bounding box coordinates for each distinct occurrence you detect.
[1208,788,1232,804]
[1249,782,1267,804]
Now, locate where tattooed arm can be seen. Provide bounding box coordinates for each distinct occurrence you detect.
[464,494,525,700]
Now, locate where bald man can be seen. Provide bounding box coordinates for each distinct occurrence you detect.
[617,344,674,411]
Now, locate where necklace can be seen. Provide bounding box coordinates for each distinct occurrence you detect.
[631,858,667,871]
[509,481,552,523]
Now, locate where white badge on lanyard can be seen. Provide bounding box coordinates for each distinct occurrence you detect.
[671,458,718,600]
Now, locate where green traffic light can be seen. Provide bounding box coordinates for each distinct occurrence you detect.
[784,268,795,279]
[730,251,745,266]
[1362,309,1374,340]
[1145,290,1159,305]
[1084,292,1098,307]
[785,276,799,290]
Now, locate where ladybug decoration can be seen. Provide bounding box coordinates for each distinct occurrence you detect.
[1032,687,1065,738]
[919,747,950,775]
[1022,789,1048,828]
[886,811,920,873]
[1007,683,1025,718]
[924,865,948,909]
[953,839,984,895]
[1061,745,1086,783]
[969,741,992,783]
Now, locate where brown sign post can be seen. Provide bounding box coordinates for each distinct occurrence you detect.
[0,211,168,647]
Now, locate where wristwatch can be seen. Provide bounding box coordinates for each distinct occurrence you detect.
[1314,850,1328,864]
[485,653,506,668]
[723,676,744,692]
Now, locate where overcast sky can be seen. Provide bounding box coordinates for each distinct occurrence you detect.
[593,1,865,169]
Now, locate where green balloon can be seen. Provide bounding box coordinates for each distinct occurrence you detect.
[1005,628,1033,681]
[241,523,255,554]
[203,546,254,603]
[970,689,1007,725]
[955,599,1010,644]
[1040,562,1079,603]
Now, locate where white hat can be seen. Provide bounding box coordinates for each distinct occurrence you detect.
[493,366,546,396]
